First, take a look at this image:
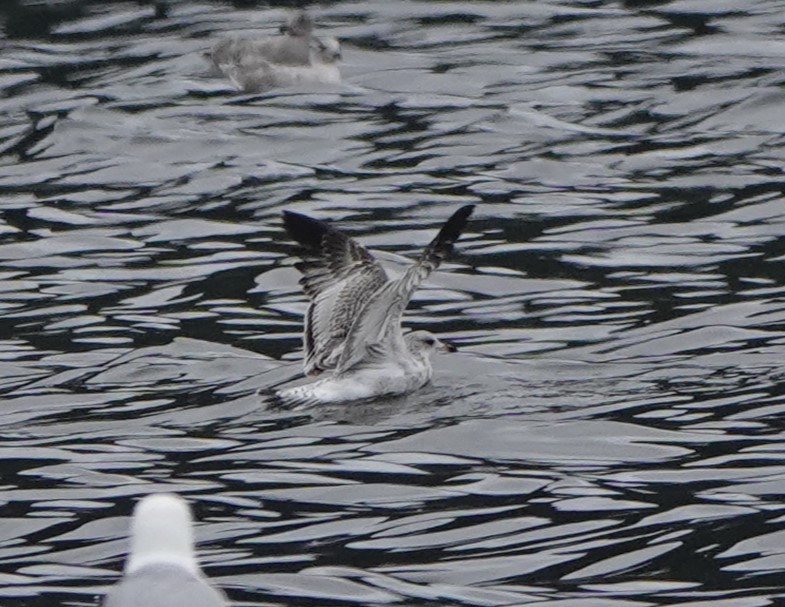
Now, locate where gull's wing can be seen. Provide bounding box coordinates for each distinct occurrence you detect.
[209,10,313,68]
[241,37,311,66]
[335,205,474,374]
[103,565,226,607]
[283,211,389,376]
[211,36,311,69]
[221,62,277,94]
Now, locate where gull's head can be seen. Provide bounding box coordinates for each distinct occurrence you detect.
[405,330,457,358]
[311,36,342,64]
[280,10,313,37]
[126,494,200,576]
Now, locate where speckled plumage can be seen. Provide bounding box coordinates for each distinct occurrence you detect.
[209,11,341,93]
[222,37,341,93]
[278,206,474,404]
[209,10,314,69]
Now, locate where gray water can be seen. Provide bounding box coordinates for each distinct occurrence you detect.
[3,0,785,605]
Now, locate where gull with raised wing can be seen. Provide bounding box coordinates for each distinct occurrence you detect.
[277,205,474,404]
[103,494,227,607]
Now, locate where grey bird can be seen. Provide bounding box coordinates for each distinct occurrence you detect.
[277,205,474,404]
[209,10,314,70]
[223,36,341,93]
[102,494,227,607]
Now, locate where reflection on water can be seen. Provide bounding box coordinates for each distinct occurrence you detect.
[2,0,785,605]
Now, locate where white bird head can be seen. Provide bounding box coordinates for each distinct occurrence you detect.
[405,330,457,357]
[126,494,200,576]
[311,36,342,64]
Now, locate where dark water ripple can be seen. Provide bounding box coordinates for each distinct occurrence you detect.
[3,0,785,606]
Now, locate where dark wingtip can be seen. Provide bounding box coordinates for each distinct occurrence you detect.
[282,210,331,250]
[429,204,475,254]
[446,204,475,237]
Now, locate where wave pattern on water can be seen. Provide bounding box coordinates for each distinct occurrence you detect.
[2,0,785,606]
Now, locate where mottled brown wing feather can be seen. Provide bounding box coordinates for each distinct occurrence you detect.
[283,211,388,375]
[335,205,475,374]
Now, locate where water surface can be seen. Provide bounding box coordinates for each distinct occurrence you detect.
[2,1,785,606]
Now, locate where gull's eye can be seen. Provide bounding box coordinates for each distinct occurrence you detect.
[424,337,435,346]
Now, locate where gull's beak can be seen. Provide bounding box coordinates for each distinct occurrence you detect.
[439,340,457,353]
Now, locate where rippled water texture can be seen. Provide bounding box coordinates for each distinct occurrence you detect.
[3,0,785,605]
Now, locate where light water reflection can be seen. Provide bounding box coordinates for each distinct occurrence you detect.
[2,1,785,606]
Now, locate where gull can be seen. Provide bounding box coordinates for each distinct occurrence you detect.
[103,494,227,607]
[223,36,341,94]
[208,9,342,93]
[209,10,314,70]
[276,205,474,404]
